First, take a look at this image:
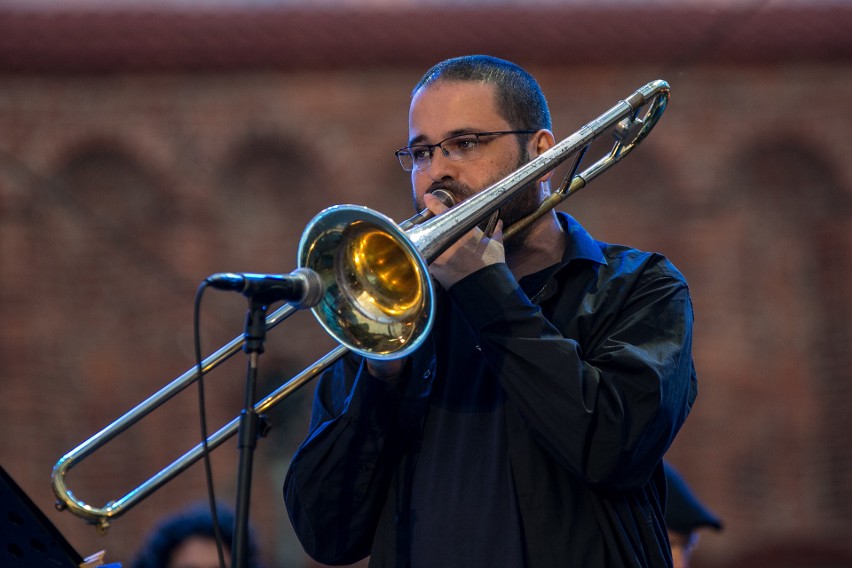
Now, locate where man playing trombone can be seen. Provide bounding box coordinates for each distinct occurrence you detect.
[284,55,697,568]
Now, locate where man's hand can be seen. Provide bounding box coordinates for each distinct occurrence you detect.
[423,192,505,289]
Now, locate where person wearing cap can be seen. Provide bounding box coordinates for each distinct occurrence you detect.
[664,462,723,568]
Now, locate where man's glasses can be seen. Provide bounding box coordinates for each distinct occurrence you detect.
[395,130,536,172]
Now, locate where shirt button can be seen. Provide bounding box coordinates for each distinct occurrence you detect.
[423,370,431,381]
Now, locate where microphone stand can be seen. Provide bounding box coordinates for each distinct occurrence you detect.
[232,295,271,568]
[204,269,319,568]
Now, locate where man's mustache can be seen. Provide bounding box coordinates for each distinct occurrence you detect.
[425,181,474,205]
[424,182,501,235]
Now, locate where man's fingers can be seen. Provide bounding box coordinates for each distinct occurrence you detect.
[491,219,504,242]
[423,191,452,215]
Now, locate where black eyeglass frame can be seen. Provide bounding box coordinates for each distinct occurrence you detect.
[395,129,537,172]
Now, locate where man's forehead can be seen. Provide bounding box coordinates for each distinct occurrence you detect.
[410,80,498,113]
[408,80,503,142]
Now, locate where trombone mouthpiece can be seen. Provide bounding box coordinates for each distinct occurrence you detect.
[430,188,456,208]
[399,189,456,230]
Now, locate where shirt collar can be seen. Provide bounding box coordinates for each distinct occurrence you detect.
[518,212,605,303]
[558,211,606,266]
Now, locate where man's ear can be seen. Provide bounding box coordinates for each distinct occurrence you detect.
[531,129,556,182]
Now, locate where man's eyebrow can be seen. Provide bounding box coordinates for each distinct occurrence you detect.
[407,133,429,147]
[407,128,479,147]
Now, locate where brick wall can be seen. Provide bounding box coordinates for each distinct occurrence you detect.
[1,6,851,568]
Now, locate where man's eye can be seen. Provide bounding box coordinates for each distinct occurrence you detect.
[411,147,431,160]
[451,137,479,152]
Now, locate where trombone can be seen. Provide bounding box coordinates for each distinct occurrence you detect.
[52,79,670,532]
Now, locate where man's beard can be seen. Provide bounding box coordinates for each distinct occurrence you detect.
[417,147,542,253]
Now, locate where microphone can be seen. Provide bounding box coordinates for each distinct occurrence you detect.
[205,267,324,308]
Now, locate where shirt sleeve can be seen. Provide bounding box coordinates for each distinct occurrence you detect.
[449,258,697,490]
[283,351,408,565]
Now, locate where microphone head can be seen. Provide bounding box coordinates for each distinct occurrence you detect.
[291,267,324,309]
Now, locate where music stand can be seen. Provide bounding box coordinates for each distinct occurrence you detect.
[1,464,83,568]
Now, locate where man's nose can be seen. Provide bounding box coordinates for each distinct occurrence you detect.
[425,147,457,180]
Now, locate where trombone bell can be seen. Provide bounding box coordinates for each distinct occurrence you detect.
[299,205,435,360]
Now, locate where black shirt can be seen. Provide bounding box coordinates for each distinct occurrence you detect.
[409,288,524,567]
[284,213,698,567]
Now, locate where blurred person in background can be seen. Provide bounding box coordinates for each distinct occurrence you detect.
[130,502,264,568]
[664,461,723,568]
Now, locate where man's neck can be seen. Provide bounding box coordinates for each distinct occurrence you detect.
[505,212,565,280]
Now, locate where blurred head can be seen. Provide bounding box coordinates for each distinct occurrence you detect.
[131,502,262,568]
[167,535,225,568]
[668,528,700,568]
[664,462,723,568]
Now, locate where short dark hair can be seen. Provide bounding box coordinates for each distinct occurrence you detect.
[130,502,263,568]
[413,55,552,133]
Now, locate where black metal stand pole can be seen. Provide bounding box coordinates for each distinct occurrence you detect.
[232,297,269,568]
